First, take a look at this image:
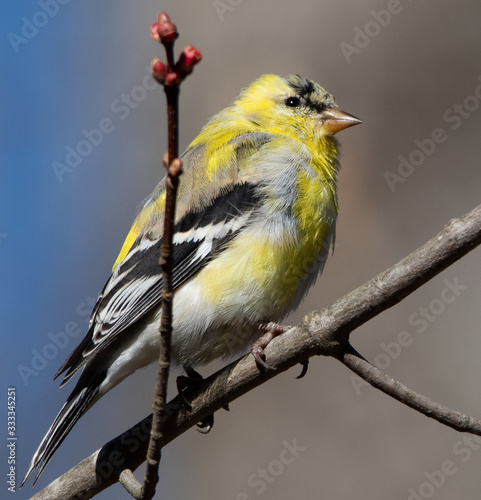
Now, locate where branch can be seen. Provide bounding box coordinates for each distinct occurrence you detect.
[29,204,481,499]
[140,15,179,500]
[128,13,202,500]
[336,344,481,433]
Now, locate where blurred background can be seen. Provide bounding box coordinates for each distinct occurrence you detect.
[2,1,481,499]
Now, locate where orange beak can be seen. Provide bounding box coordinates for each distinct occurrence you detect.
[320,108,362,136]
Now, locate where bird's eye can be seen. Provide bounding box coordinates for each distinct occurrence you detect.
[285,96,300,108]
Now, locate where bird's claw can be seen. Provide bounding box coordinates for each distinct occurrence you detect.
[296,359,309,379]
[196,414,214,434]
[251,322,291,372]
[177,366,226,432]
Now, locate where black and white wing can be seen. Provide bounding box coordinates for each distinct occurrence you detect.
[55,181,261,385]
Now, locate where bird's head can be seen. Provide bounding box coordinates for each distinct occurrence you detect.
[235,74,361,141]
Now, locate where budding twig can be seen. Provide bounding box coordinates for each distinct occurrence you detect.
[120,12,202,500]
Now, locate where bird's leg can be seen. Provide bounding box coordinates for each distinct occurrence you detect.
[176,366,229,433]
[251,322,309,378]
[251,322,290,371]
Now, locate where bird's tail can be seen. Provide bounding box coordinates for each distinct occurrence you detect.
[20,382,99,488]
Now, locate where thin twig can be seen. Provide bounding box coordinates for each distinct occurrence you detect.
[141,80,179,500]
[336,343,481,434]
[29,203,481,500]
[138,13,201,500]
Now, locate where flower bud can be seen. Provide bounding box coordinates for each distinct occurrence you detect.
[156,13,178,43]
[150,22,161,42]
[164,72,179,86]
[176,45,202,77]
[151,58,167,82]
[157,12,172,25]
[169,158,183,176]
[158,22,178,43]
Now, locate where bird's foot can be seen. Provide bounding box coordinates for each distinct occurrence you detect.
[251,322,309,378]
[176,366,229,433]
[176,365,204,408]
[250,322,291,371]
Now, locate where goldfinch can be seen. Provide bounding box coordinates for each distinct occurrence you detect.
[22,74,361,486]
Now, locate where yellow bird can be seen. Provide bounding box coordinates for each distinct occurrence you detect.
[22,74,360,486]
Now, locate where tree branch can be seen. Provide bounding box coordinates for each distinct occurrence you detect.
[29,204,481,500]
[336,343,481,434]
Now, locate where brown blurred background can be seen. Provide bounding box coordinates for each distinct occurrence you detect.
[6,1,481,499]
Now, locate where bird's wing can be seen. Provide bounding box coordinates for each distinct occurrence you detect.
[55,134,273,385]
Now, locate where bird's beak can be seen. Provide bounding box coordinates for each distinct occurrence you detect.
[320,108,362,136]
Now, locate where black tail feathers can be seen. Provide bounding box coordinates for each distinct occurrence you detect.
[20,383,99,488]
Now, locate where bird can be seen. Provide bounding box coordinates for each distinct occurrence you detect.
[22,74,361,487]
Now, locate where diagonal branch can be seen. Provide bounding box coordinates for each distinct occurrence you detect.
[29,203,481,500]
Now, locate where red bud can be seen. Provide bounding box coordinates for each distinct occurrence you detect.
[157,22,178,43]
[157,12,172,25]
[176,45,202,77]
[150,22,160,42]
[164,72,179,86]
[151,58,167,81]
[169,158,183,176]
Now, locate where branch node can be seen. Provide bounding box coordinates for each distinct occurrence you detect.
[119,469,143,499]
